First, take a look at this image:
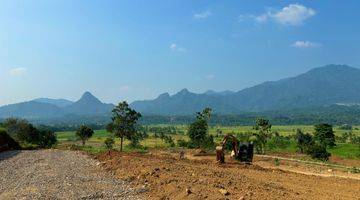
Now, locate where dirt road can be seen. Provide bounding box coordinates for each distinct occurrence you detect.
[97,150,360,200]
[0,150,141,200]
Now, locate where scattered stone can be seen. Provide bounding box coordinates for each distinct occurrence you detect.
[219,189,229,195]
[179,151,185,159]
[186,188,192,195]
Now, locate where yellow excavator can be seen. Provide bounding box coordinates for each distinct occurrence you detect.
[216,134,254,164]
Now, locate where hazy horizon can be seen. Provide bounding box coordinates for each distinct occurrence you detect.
[1,1,360,106]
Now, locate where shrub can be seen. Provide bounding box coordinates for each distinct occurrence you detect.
[307,143,331,161]
[37,129,57,148]
[274,158,280,166]
[0,130,20,152]
[104,137,115,154]
[296,129,313,153]
[157,132,175,147]
[127,130,147,148]
[3,118,57,148]
[202,135,215,150]
[350,167,360,174]
[177,139,189,147]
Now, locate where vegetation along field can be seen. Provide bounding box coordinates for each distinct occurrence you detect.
[57,124,360,160]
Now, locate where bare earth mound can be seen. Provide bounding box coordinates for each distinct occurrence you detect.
[0,150,141,200]
[97,150,360,200]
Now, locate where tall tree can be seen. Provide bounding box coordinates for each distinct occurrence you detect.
[253,118,272,154]
[107,101,141,151]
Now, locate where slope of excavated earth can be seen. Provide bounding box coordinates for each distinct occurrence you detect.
[0,150,142,200]
[97,150,360,200]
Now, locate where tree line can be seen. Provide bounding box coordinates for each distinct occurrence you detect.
[2,102,359,161]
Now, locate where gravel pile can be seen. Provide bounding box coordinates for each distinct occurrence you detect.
[0,149,141,200]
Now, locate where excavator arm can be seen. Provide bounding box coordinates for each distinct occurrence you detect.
[216,134,239,163]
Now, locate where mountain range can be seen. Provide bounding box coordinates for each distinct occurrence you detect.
[0,92,113,119]
[1,64,360,121]
[131,64,360,115]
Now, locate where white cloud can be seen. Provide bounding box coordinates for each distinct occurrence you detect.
[272,4,315,25]
[253,14,268,23]
[205,74,215,80]
[9,67,27,76]
[292,41,321,48]
[119,85,131,92]
[194,11,212,19]
[240,4,315,26]
[170,43,186,52]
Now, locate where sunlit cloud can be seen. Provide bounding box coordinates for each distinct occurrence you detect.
[273,4,315,25]
[239,4,315,26]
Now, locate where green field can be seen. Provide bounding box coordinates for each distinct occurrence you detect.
[56,125,360,159]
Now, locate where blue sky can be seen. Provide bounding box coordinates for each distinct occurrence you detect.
[1,0,360,105]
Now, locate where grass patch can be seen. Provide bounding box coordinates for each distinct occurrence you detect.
[329,143,360,159]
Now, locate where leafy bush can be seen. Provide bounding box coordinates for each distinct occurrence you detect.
[104,137,115,149]
[37,129,57,148]
[274,158,280,166]
[0,130,20,152]
[201,135,215,150]
[307,143,331,161]
[177,139,189,147]
[3,118,57,148]
[350,167,360,174]
[104,137,115,152]
[158,133,175,147]
[296,129,313,153]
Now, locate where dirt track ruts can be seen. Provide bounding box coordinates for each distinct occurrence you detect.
[0,150,141,200]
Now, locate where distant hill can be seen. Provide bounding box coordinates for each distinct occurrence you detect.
[33,98,73,108]
[203,90,235,96]
[64,92,114,115]
[131,65,360,115]
[0,92,113,120]
[0,101,64,119]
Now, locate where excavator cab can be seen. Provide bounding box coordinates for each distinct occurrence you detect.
[238,142,254,163]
